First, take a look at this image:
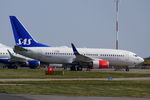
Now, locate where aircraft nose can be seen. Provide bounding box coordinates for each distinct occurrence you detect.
[137,57,144,64]
[140,58,144,63]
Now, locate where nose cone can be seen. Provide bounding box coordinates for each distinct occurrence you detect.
[137,57,144,64]
[140,57,144,63]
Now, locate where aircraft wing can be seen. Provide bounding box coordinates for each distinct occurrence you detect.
[7,50,27,62]
[71,43,93,62]
[14,45,28,51]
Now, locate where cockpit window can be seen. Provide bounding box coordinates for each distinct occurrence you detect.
[134,55,138,57]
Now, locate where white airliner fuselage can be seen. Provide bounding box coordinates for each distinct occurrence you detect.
[15,46,144,67]
[0,43,20,60]
[10,16,144,70]
[0,43,40,68]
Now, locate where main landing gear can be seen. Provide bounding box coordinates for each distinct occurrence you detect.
[70,65,83,71]
[125,66,129,72]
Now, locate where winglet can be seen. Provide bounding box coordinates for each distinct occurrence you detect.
[71,43,80,55]
[71,43,92,62]
[7,49,28,62]
[7,49,13,57]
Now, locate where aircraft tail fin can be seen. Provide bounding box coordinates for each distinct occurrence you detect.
[10,16,49,47]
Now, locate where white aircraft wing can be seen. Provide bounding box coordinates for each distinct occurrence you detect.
[7,50,27,62]
[14,45,28,51]
[71,43,93,62]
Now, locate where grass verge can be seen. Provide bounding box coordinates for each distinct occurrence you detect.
[0,69,150,79]
[0,80,150,98]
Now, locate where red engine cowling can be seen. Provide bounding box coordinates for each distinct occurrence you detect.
[92,60,109,69]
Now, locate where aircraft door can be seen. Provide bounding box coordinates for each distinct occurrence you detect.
[124,52,130,64]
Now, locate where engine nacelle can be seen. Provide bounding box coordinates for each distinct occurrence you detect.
[92,60,109,69]
[26,60,40,69]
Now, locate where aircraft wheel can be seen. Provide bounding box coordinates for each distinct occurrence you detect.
[77,66,82,71]
[125,66,129,71]
[70,66,76,71]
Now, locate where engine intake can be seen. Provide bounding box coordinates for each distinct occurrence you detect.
[92,60,109,69]
[26,60,40,68]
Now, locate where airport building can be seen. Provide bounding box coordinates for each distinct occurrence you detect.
[142,60,150,69]
[138,57,150,69]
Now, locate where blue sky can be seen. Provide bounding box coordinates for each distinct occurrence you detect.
[0,0,149,57]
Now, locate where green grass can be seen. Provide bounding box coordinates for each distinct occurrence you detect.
[0,69,150,79]
[0,69,150,97]
[0,80,150,97]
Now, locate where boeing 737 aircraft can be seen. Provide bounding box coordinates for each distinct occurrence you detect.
[0,43,40,68]
[10,16,144,71]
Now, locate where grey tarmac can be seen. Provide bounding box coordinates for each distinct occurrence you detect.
[0,94,150,100]
[0,77,150,82]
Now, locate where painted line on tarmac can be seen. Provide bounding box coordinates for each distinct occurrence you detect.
[0,84,27,86]
[0,77,150,81]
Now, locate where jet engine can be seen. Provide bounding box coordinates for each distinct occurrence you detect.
[25,60,40,68]
[92,60,109,69]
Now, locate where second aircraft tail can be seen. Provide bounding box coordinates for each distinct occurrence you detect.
[10,16,49,47]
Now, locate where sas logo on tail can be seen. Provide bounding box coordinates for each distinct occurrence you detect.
[17,38,32,45]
